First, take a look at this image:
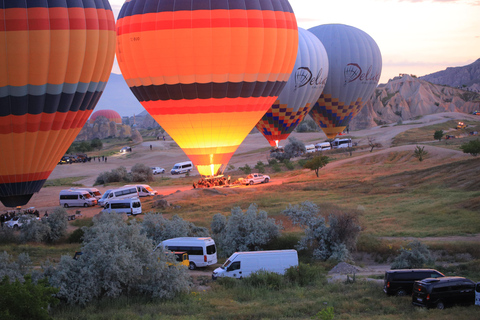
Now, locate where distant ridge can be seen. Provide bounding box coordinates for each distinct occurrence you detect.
[419,59,480,90]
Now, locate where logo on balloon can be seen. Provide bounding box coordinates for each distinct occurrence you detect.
[344,63,380,85]
[295,67,327,90]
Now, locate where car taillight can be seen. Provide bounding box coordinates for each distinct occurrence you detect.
[387,282,390,288]
[426,294,430,301]
[204,255,207,262]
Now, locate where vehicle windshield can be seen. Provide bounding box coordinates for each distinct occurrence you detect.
[83,193,92,199]
[146,186,154,192]
[100,190,111,200]
[92,191,101,196]
[221,259,232,270]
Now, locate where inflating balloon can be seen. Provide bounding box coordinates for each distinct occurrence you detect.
[116,0,298,177]
[308,24,382,139]
[256,27,328,147]
[0,0,116,207]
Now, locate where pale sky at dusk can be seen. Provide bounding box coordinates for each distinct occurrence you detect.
[109,0,480,84]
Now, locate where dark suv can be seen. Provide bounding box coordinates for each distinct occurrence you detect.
[384,269,444,296]
[412,276,479,309]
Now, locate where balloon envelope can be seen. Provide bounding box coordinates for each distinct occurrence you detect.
[308,24,382,139]
[0,0,116,207]
[90,109,122,124]
[116,0,298,176]
[256,27,328,147]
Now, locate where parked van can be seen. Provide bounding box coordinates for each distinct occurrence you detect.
[212,250,298,280]
[59,189,97,208]
[331,138,352,149]
[412,276,480,309]
[305,144,316,154]
[69,187,102,200]
[124,184,158,197]
[383,269,444,296]
[171,161,194,175]
[103,197,142,215]
[156,237,217,270]
[97,186,139,206]
[315,142,331,151]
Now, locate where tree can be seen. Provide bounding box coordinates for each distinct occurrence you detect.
[433,130,444,141]
[368,137,382,152]
[391,240,434,269]
[20,207,68,243]
[211,204,282,257]
[270,137,305,161]
[413,145,428,161]
[130,163,154,182]
[283,201,361,262]
[460,139,480,156]
[303,155,329,177]
[46,213,191,306]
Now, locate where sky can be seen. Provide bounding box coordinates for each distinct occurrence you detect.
[108,0,480,84]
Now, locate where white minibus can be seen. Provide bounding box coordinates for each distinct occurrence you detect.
[331,138,352,149]
[97,186,139,206]
[69,187,102,200]
[156,237,217,270]
[315,142,331,151]
[59,190,97,208]
[305,144,316,153]
[124,184,158,197]
[212,250,298,279]
[104,197,142,215]
[171,161,194,175]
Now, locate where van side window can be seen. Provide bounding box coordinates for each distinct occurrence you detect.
[227,261,240,272]
[206,244,216,254]
[132,202,141,208]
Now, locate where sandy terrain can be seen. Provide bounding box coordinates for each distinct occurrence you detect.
[1,111,478,221]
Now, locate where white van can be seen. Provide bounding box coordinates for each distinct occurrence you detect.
[212,250,298,279]
[331,138,352,149]
[305,144,316,153]
[69,187,102,200]
[156,237,217,270]
[104,197,142,215]
[97,186,139,206]
[171,161,194,175]
[315,142,331,151]
[59,190,97,208]
[124,184,158,197]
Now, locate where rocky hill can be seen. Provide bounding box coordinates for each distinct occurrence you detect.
[419,58,480,90]
[350,74,480,130]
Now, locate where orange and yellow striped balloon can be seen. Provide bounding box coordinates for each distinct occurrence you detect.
[116,0,298,177]
[0,0,116,207]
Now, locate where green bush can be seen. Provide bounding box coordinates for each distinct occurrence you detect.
[67,228,84,244]
[243,270,285,290]
[239,164,252,174]
[0,275,59,320]
[391,240,434,269]
[284,263,326,287]
[254,161,265,173]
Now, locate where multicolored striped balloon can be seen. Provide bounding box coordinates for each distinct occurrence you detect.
[256,27,329,147]
[0,0,116,207]
[116,0,298,177]
[308,24,382,139]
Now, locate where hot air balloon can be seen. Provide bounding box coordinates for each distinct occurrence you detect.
[116,0,298,177]
[0,0,116,207]
[90,109,122,124]
[308,24,382,139]
[256,27,328,147]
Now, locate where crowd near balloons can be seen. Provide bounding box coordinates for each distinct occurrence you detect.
[0,0,382,208]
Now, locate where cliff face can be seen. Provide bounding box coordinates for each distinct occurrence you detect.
[350,75,480,130]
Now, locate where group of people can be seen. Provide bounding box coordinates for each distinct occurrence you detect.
[193,175,232,189]
[0,208,45,227]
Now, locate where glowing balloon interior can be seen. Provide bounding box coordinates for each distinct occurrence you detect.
[308,24,382,139]
[0,0,116,207]
[256,27,329,147]
[116,0,298,177]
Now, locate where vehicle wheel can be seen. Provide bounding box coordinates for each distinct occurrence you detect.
[264,178,269,183]
[188,262,196,270]
[436,301,445,310]
[83,203,88,207]
[64,203,69,208]
[249,181,254,185]
[396,289,407,296]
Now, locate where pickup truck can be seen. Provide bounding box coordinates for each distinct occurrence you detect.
[241,173,270,185]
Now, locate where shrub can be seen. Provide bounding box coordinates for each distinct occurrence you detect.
[413,145,428,161]
[460,139,480,156]
[283,201,361,261]
[211,204,282,257]
[391,240,434,269]
[0,252,34,282]
[46,213,191,306]
[284,263,326,287]
[141,213,209,245]
[20,207,68,243]
[239,164,252,174]
[0,275,59,320]
[130,163,154,182]
[94,166,130,185]
[254,161,265,173]
[243,270,285,290]
[67,228,85,243]
[282,159,295,170]
[0,227,17,244]
[433,130,444,141]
